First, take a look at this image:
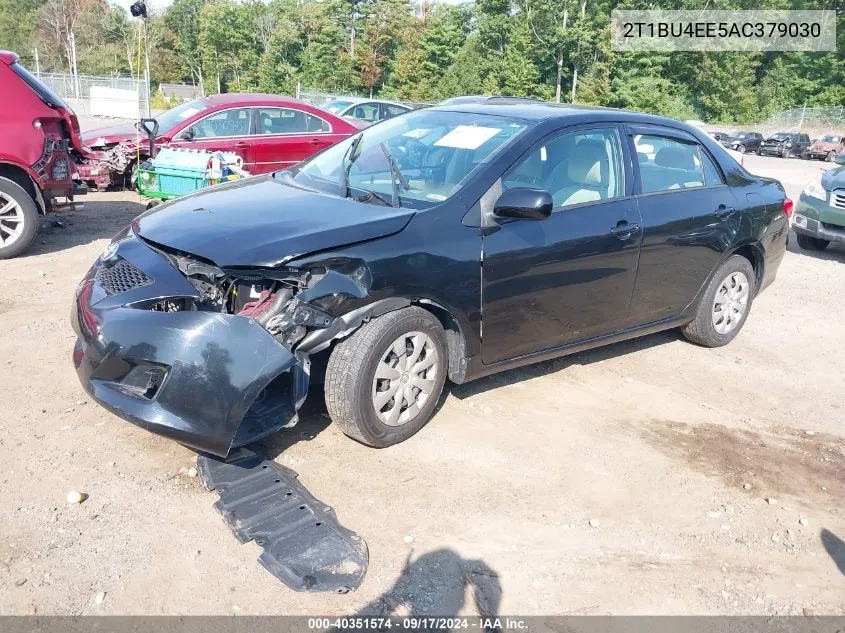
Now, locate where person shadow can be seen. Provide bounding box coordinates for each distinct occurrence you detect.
[348,548,501,624]
[821,529,845,576]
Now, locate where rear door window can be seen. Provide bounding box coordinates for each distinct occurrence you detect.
[635,134,708,193]
[255,107,330,134]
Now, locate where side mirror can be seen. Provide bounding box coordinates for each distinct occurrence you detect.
[181,126,196,140]
[835,153,845,166]
[493,188,553,221]
[139,117,159,158]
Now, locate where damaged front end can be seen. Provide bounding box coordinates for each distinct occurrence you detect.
[71,227,373,457]
[77,139,137,190]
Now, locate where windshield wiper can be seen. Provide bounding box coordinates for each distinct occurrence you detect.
[355,190,394,207]
[379,142,410,207]
[341,134,364,199]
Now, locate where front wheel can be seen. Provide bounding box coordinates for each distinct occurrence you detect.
[828,151,838,162]
[681,255,755,348]
[325,306,448,447]
[796,233,830,251]
[737,144,746,154]
[0,177,39,259]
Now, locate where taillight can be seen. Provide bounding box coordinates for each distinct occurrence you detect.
[783,198,794,219]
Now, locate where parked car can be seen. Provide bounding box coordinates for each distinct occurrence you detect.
[721,131,763,153]
[792,154,845,251]
[78,94,364,190]
[72,103,790,457]
[0,51,87,259]
[804,134,843,162]
[320,98,411,124]
[708,131,731,143]
[757,132,811,158]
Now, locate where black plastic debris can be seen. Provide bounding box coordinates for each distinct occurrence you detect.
[197,447,368,592]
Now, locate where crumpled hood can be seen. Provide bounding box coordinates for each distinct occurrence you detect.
[83,122,143,146]
[821,165,845,192]
[133,175,415,267]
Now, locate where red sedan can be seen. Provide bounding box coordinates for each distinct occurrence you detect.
[78,93,364,190]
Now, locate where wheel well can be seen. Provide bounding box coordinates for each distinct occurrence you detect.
[732,245,763,288]
[0,163,40,209]
[414,300,468,384]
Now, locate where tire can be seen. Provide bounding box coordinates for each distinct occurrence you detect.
[0,177,40,260]
[681,255,756,348]
[828,151,837,162]
[796,233,830,251]
[125,160,138,190]
[737,145,746,154]
[325,306,448,447]
[782,148,790,158]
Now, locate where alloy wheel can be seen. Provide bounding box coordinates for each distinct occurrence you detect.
[371,331,439,426]
[712,271,750,335]
[0,192,25,248]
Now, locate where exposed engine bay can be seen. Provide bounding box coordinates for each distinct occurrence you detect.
[144,238,373,356]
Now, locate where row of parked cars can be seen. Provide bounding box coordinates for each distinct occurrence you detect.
[710,129,843,161]
[0,48,418,258]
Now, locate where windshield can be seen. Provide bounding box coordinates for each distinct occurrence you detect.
[284,109,530,208]
[733,132,752,138]
[322,101,354,114]
[11,62,72,110]
[769,133,790,140]
[820,135,840,143]
[155,98,213,133]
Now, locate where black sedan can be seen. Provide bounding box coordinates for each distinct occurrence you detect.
[721,131,764,153]
[72,103,790,456]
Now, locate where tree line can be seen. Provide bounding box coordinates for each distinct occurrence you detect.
[0,0,842,124]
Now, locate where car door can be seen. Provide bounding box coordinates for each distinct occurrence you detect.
[169,107,254,171]
[480,123,642,364]
[250,106,337,173]
[625,124,741,326]
[347,102,381,123]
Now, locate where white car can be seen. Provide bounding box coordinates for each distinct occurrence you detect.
[321,98,411,124]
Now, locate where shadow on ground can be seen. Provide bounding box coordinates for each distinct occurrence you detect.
[350,549,501,619]
[821,529,845,576]
[26,199,146,257]
[451,329,679,400]
[786,231,845,263]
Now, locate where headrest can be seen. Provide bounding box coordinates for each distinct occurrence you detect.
[655,146,696,170]
[568,139,606,186]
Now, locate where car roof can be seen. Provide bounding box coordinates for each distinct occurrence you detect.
[0,50,20,65]
[331,98,409,108]
[431,101,704,129]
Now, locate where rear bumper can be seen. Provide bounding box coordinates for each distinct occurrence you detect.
[71,231,304,456]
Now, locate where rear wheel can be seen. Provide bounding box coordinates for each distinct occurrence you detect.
[0,177,39,259]
[325,306,448,447]
[681,255,755,348]
[796,234,830,251]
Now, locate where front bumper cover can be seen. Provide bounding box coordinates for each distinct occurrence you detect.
[71,231,303,457]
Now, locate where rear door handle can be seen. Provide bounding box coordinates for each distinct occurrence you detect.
[310,138,330,145]
[715,204,735,218]
[610,221,640,239]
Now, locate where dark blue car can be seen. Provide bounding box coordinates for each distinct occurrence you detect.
[72,100,791,456]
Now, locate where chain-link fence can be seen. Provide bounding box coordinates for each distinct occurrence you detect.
[37,72,151,119]
[763,106,845,130]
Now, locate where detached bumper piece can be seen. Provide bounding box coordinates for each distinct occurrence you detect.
[198,447,368,593]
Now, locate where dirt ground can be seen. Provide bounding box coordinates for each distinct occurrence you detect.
[1,153,843,616]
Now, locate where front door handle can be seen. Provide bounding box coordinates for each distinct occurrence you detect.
[715,204,735,218]
[610,221,640,239]
[234,141,249,148]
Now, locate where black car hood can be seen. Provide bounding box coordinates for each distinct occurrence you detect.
[133,175,415,267]
[822,165,845,191]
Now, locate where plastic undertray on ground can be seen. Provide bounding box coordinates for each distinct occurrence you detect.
[197,447,369,593]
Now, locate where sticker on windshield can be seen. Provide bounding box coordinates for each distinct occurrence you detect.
[177,107,201,120]
[403,128,431,139]
[434,126,500,150]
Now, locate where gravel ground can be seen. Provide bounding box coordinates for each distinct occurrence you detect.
[0,152,843,616]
